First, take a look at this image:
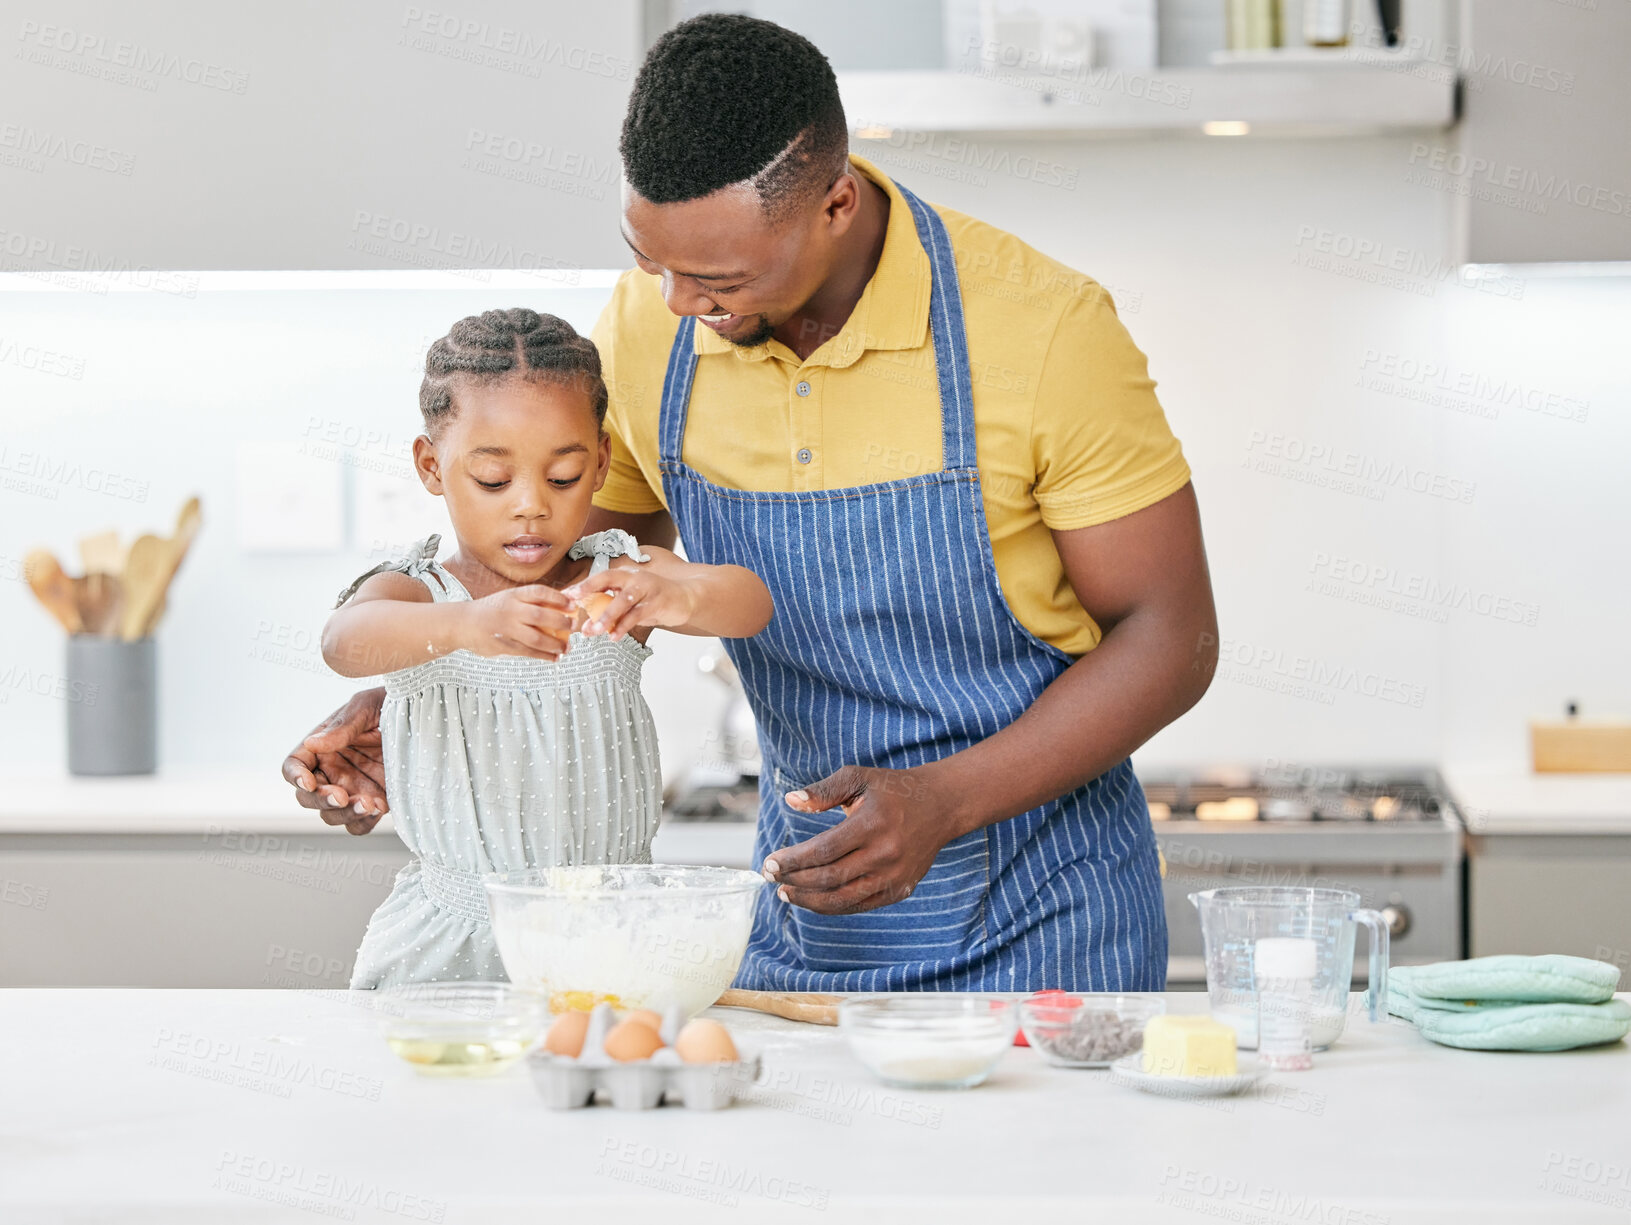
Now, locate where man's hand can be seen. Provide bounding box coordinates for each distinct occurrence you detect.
[759,765,960,914]
[281,688,389,835]
[563,567,697,642]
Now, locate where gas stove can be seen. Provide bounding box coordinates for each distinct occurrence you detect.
[1143,764,1466,983]
[1143,763,1454,825]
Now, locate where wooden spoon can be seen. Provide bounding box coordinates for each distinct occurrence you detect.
[74,573,122,636]
[118,534,169,641]
[25,550,83,634]
[714,989,841,1026]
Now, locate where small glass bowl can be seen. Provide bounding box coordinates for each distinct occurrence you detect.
[379,982,548,1077]
[1018,993,1166,1068]
[839,996,1017,1090]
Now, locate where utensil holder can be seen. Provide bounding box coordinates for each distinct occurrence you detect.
[66,636,156,776]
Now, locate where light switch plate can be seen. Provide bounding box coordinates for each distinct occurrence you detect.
[234,440,344,553]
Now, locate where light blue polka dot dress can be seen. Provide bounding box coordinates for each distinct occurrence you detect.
[337,529,661,989]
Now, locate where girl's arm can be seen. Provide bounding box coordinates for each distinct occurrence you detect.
[321,571,576,677]
[563,547,773,642]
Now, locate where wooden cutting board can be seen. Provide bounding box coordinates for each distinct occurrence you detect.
[714,989,841,1026]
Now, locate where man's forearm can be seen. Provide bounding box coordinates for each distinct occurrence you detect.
[921,608,1217,838]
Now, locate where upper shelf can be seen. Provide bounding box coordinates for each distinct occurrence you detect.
[838,60,1459,140]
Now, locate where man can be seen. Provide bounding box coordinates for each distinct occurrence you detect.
[283,14,1217,991]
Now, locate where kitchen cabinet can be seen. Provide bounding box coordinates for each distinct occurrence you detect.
[1445,765,1631,970]
[1468,835,1631,968]
[0,3,639,271]
[1459,0,1631,263]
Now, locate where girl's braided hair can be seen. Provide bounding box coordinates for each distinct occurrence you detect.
[419,308,607,435]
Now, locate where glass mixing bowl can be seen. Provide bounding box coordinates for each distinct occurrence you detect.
[484,865,764,1017]
[839,996,1018,1089]
[379,981,548,1077]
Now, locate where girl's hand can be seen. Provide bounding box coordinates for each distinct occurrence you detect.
[563,568,698,641]
[463,587,576,659]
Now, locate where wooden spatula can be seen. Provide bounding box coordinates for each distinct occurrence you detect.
[133,496,202,638]
[714,989,842,1026]
[78,529,124,576]
[118,534,169,641]
[25,550,83,634]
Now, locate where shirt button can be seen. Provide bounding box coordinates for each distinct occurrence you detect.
[796,448,812,465]
[795,381,811,397]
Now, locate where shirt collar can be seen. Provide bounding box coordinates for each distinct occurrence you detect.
[690,156,931,368]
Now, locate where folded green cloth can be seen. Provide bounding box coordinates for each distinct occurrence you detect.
[1388,956,1629,1052]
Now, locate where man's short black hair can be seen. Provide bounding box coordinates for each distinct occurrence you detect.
[620,13,849,221]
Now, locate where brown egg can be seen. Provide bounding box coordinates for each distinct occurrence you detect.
[674,1019,738,1064]
[543,1010,590,1058]
[603,1018,664,1062]
[624,1009,663,1033]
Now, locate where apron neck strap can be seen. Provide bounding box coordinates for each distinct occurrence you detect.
[656,179,978,473]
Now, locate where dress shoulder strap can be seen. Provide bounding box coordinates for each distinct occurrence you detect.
[568,529,652,576]
[332,535,469,607]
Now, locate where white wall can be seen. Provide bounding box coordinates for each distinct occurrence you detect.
[0,275,729,787]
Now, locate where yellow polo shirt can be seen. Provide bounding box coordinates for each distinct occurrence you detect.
[590,156,1190,656]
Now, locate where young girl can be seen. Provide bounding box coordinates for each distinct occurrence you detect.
[323,308,773,989]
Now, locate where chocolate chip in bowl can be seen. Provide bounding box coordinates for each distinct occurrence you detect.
[1018,993,1166,1068]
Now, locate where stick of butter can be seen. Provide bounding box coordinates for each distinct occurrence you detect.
[1141,1014,1238,1077]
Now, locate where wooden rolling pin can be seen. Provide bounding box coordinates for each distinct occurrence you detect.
[715,989,841,1026]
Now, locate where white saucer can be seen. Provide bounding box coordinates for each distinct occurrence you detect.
[1108,1053,1264,1098]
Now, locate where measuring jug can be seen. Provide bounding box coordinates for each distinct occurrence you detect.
[1189,887,1389,1050]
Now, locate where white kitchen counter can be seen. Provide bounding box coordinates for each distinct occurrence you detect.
[1443,763,1631,834]
[5,988,1629,1223]
[0,767,747,865]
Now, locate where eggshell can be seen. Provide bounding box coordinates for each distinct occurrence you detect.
[543,1010,590,1058]
[674,1019,738,1064]
[625,1009,663,1032]
[575,591,616,628]
[603,1018,664,1062]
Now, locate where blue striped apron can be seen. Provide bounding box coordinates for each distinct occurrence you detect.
[657,180,1167,992]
